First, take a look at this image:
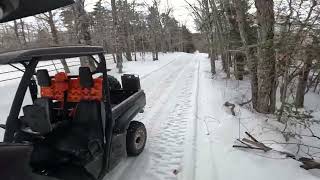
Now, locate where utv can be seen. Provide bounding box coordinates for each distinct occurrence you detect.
[0,46,147,180]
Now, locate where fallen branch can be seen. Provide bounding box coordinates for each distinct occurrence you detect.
[234,132,272,152]
[232,145,265,150]
[239,99,252,106]
[237,139,254,148]
[224,101,236,116]
[233,132,320,170]
[242,138,272,152]
[245,132,259,142]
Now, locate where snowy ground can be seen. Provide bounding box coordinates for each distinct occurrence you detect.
[0,52,319,179]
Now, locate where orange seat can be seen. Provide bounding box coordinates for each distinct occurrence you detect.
[40,72,103,103]
[40,72,69,101]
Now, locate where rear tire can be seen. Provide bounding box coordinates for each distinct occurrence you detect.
[126,121,147,156]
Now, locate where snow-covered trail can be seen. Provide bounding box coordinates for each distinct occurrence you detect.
[106,53,200,180]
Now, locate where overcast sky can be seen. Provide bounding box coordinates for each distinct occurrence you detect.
[85,0,197,32]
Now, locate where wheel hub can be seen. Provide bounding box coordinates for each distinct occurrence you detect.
[134,128,146,150]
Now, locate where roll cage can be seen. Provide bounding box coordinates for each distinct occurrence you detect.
[1,46,112,143]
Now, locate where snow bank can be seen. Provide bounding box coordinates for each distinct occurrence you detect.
[195,53,320,180]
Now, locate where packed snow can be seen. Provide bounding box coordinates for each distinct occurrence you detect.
[0,52,319,180]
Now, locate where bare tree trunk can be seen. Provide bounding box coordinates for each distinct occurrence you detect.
[133,36,137,61]
[19,19,27,47]
[25,24,31,44]
[295,49,313,107]
[278,58,290,121]
[75,0,96,70]
[219,0,233,78]
[233,0,258,109]
[314,75,320,92]
[208,36,216,74]
[13,20,22,47]
[255,0,277,113]
[111,0,123,73]
[124,37,132,61]
[203,0,216,74]
[234,52,245,80]
[152,34,159,61]
[123,0,133,61]
[209,0,229,77]
[225,52,231,78]
[112,53,116,63]
[141,35,146,60]
[48,11,70,73]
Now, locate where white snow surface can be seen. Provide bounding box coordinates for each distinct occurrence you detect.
[0,52,319,180]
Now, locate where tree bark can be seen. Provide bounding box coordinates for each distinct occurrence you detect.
[295,48,313,108]
[234,52,245,80]
[111,0,123,73]
[203,0,216,74]
[255,0,277,113]
[209,0,229,77]
[208,35,216,74]
[233,0,258,109]
[123,0,133,61]
[75,0,96,70]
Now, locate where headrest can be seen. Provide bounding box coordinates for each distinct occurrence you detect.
[36,69,51,87]
[54,72,68,82]
[79,67,93,88]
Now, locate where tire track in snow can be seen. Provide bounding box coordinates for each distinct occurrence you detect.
[140,54,181,80]
[136,55,193,125]
[144,58,198,180]
[181,57,200,180]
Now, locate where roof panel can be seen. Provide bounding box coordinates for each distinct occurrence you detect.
[0,0,74,23]
[0,46,105,64]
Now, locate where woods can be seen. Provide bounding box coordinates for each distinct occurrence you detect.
[0,0,195,71]
[188,0,320,167]
[188,0,320,114]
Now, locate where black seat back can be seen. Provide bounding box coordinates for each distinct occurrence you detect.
[79,67,94,88]
[56,67,104,157]
[36,69,51,87]
[20,69,54,135]
[22,98,53,135]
